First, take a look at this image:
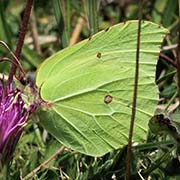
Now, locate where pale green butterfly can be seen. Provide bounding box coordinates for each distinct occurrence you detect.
[36,20,168,156]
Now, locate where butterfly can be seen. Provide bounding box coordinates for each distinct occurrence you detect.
[36,21,168,156]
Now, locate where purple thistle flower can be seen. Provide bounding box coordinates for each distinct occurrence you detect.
[0,79,37,167]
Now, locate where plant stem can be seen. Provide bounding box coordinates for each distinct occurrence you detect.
[0,163,10,180]
[66,0,71,39]
[125,0,142,179]
[22,146,64,180]
[130,145,174,179]
[30,7,41,54]
[159,53,177,68]
[8,0,34,85]
[176,0,180,104]
[165,91,178,111]
[88,0,99,35]
[53,0,68,48]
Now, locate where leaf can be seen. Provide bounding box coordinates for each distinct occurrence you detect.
[36,21,168,156]
[22,45,43,68]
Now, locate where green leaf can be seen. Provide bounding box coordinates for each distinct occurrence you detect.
[36,20,168,156]
[22,45,43,68]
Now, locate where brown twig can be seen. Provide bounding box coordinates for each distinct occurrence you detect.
[0,57,25,76]
[166,35,177,58]
[8,0,34,85]
[125,0,142,179]
[161,44,177,51]
[22,146,65,180]
[159,53,177,68]
[0,41,25,76]
[69,16,85,46]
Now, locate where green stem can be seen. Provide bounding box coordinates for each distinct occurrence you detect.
[53,0,68,48]
[129,145,175,179]
[88,0,99,36]
[0,163,10,180]
[66,0,71,39]
[165,91,178,111]
[176,0,180,105]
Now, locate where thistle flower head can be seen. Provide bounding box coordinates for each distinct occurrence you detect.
[0,78,37,167]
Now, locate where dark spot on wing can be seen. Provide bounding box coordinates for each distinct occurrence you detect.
[88,36,92,40]
[104,95,113,104]
[97,52,101,58]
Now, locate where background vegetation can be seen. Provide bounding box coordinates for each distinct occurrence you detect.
[0,0,179,179]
